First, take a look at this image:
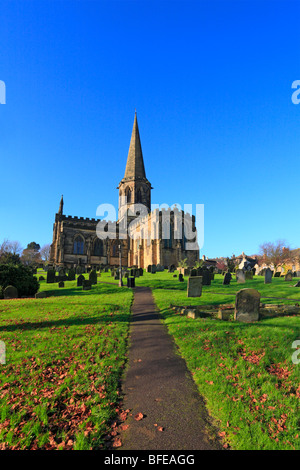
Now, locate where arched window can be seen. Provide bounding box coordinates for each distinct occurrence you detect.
[73,236,84,255]
[112,243,118,257]
[126,188,131,203]
[136,188,142,203]
[94,239,103,256]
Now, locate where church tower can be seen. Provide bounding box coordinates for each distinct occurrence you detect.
[118,112,152,223]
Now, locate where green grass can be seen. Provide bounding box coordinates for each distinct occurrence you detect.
[147,273,300,450]
[0,279,133,450]
[1,269,299,450]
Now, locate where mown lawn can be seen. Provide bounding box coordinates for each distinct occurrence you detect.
[147,273,300,450]
[1,269,299,450]
[0,280,133,450]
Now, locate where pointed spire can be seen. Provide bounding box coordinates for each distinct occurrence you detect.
[58,195,64,215]
[124,112,146,179]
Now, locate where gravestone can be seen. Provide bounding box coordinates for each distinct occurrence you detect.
[187,276,202,297]
[236,269,246,283]
[223,272,232,285]
[77,274,85,287]
[235,288,260,322]
[294,281,300,287]
[3,285,18,299]
[76,265,83,274]
[139,268,143,276]
[190,269,197,277]
[127,277,135,288]
[274,272,281,277]
[147,265,152,273]
[58,281,64,288]
[35,291,47,299]
[178,273,184,282]
[68,268,76,281]
[264,268,273,284]
[245,271,253,281]
[39,276,45,281]
[202,269,211,286]
[296,271,300,277]
[151,264,157,274]
[82,280,92,290]
[89,270,97,285]
[58,268,65,278]
[173,274,177,278]
[47,269,56,284]
[285,271,293,281]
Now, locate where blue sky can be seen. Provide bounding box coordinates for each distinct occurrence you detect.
[0,0,299,258]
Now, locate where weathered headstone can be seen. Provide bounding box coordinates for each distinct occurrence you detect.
[47,269,56,284]
[89,269,97,285]
[190,269,197,277]
[77,274,85,287]
[285,271,293,281]
[223,272,232,285]
[264,268,273,284]
[245,271,253,281]
[274,272,281,277]
[147,265,151,273]
[68,268,76,281]
[234,288,260,322]
[82,280,92,290]
[58,281,64,288]
[3,285,18,299]
[39,276,45,281]
[187,276,202,297]
[151,264,156,274]
[178,273,184,282]
[35,291,47,299]
[127,277,135,288]
[139,268,143,276]
[236,269,246,283]
[202,269,211,286]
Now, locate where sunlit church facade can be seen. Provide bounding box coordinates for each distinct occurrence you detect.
[49,113,199,269]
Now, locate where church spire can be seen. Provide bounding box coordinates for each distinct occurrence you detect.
[58,195,64,215]
[124,112,146,179]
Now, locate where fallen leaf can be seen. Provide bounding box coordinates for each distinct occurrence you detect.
[112,438,122,448]
[134,413,144,421]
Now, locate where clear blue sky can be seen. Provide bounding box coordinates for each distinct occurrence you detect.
[1,0,299,258]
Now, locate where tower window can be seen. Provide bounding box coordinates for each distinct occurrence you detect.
[136,188,142,203]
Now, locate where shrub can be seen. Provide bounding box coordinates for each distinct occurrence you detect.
[0,264,39,297]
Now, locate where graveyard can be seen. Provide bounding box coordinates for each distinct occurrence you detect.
[0,267,299,450]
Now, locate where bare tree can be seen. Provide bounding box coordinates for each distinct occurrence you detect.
[9,240,23,255]
[0,239,23,264]
[40,244,51,262]
[259,239,291,273]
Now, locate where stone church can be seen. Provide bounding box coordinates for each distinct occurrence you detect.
[49,113,199,269]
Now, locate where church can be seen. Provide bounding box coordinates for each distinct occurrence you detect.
[49,113,199,270]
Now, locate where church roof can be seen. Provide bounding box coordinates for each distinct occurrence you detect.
[124,112,146,180]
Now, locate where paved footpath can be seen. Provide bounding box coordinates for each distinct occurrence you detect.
[118,286,221,450]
